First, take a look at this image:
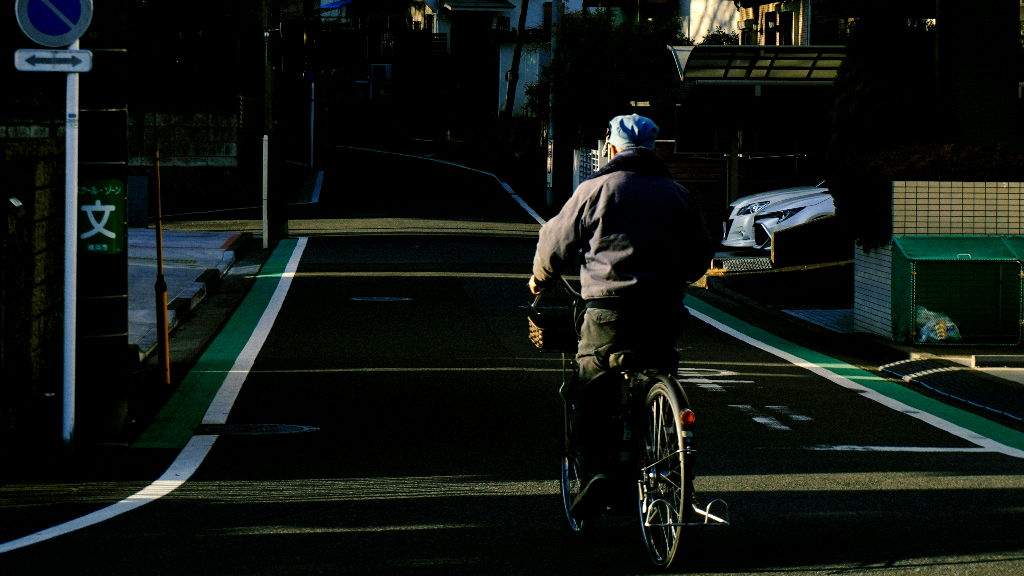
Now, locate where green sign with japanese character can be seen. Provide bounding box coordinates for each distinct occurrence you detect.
[78,178,126,255]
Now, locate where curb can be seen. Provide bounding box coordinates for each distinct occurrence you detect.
[132,233,252,363]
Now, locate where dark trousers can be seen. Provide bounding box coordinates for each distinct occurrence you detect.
[573,303,683,480]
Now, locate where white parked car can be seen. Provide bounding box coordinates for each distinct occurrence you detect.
[721,184,834,250]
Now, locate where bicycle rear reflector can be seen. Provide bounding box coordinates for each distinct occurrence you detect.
[680,409,696,428]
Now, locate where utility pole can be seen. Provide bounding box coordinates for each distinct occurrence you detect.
[262,0,288,243]
[546,0,563,211]
[502,0,530,125]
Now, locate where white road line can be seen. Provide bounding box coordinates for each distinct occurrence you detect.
[203,237,307,425]
[766,405,813,422]
[689,305,1024,459]
[805,445,995,453]
[503,182,546,224]
[753,416,791,431]
[0,435,217,554]
[191,367,562,374]
[679,377,727,392]
[0,239,308,554]
[728,404,792,431]
[677,368,752,392]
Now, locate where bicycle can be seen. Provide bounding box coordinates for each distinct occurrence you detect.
[528,280,728,569]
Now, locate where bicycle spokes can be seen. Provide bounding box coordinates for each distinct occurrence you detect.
[637,380,688,567]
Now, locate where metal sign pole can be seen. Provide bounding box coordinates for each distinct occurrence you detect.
[62,39,81,447]
[15,0,94,447]
[262,135,270,249]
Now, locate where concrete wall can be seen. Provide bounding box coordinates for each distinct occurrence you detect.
[125,111,261,220]
[129,113,242,169]
[0,135,64,449]
[0,107,248,450]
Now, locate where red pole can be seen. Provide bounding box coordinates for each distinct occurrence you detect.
[154,149,170,386]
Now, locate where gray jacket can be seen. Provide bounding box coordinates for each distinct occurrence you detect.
[532,147,713,303]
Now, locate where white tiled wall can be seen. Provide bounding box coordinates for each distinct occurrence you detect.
[892,181,1024,235]
[854,181,1024,338]
[853,245,893,337]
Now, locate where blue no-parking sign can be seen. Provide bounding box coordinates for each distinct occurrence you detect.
[15,0,93,48]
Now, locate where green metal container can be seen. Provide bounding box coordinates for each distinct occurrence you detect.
[892,235,1024,345]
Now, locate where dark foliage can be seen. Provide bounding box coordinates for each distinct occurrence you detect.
[524,10,690,148]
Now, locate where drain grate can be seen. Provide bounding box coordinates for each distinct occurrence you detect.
[879,358,963,381]
[716,257,773,272]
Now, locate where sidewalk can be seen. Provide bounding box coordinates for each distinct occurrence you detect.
[127,226,254,362]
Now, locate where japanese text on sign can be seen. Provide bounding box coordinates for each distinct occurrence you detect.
[78,179,125,254]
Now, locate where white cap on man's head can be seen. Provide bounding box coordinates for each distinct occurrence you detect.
[608,114,658,150]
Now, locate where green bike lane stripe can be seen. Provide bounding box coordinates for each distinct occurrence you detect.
[134,238,304,450]
[687,294,1024,458]
[2,239,307,553]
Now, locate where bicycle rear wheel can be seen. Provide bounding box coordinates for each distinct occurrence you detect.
[637,376,693,568]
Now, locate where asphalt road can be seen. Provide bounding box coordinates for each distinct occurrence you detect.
[2,155,1024,574]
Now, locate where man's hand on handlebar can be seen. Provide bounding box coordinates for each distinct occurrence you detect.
[528,275,547,296]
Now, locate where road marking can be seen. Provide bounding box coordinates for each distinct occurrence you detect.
[292,271,529,279]
[0,238,308,553]
[701,472,1024,491]
[805,445,996,453]
[513,195,1021,453]
[0,435,216,554]
[729,404,792,431]
[687,296,1024,459]
[202,238,307,425]
[350,296,414,302]
[219,523,484,536]
[166,475,559,503]
[677,367,752,392]
[766,405,813,422]
[190,367,562,374]
[504,181,546,224]
[680,377,727,392]
[134,240,307,448]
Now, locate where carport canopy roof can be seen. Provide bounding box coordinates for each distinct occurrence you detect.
[443,0,515,11]
[667,45,846,86]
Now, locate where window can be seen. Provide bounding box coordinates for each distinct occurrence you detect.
[777,11,793,45]
[763,11,794,46]
[741,18,757,44]
[764,11,777,45]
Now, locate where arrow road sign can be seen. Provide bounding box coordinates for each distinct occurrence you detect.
[15,49,92,72]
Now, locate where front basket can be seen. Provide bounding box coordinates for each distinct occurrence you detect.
[528,292,578,353]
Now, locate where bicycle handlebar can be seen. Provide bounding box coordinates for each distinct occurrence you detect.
[532,276,582,302]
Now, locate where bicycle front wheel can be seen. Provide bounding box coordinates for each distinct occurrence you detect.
[561,454,586,532]
[637,377,693,568]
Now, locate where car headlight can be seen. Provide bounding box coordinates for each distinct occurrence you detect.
[760,207,805,223]
[735,200,770,216]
